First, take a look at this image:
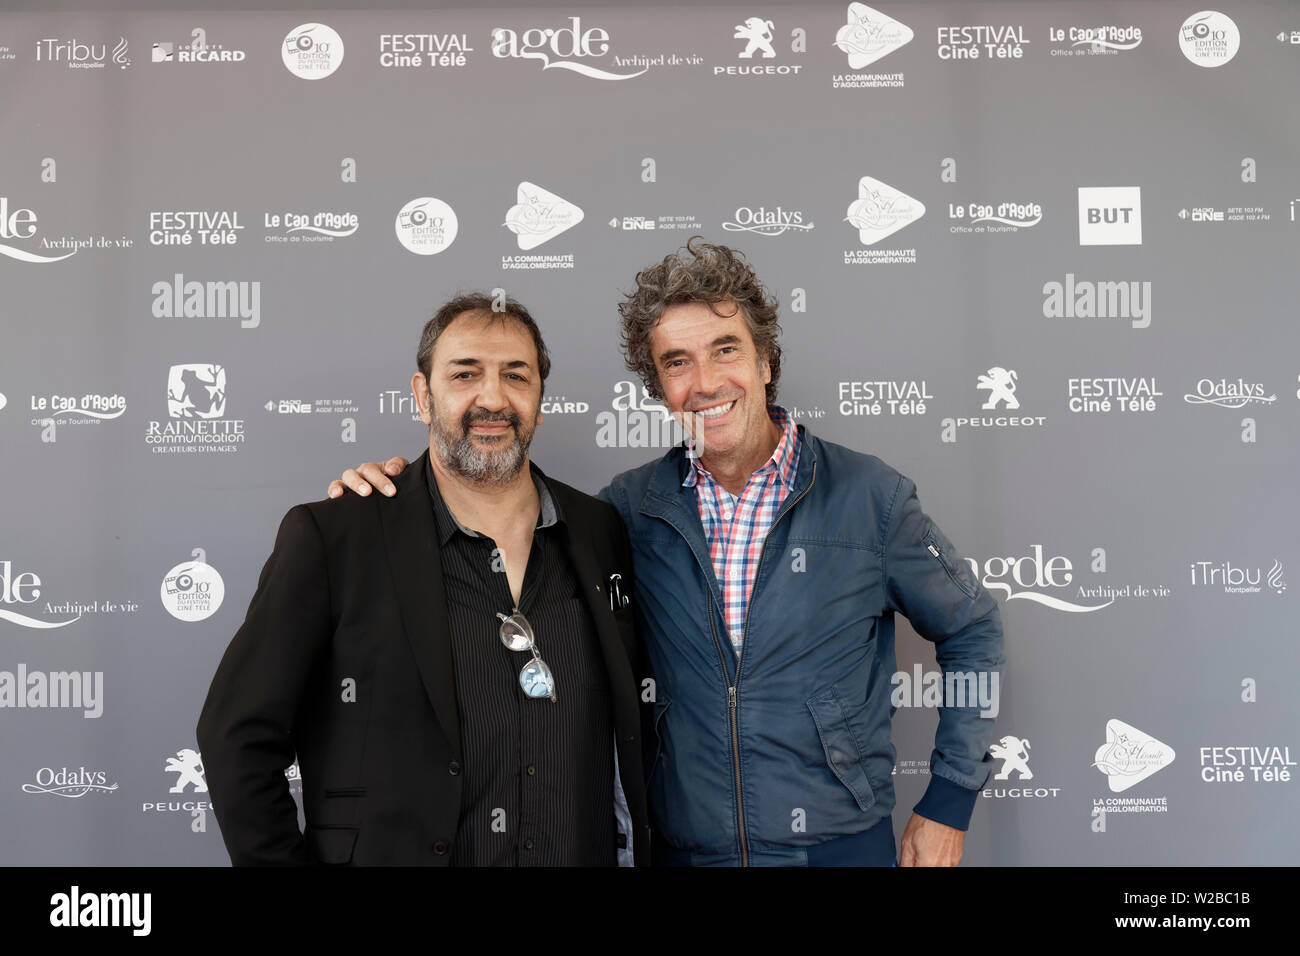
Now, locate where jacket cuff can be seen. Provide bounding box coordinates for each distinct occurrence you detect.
[913,774,980,831]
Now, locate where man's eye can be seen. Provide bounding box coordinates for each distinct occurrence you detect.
[454,372,474,380]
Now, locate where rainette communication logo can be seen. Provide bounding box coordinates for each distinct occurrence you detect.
[490,17,693,80]
[844,176,923,264]
[160,551,225,622]
[1048,24,1142,57]
[1179,11,1239,67]
[502,182,583,269]
[153,28,246,63]
[282,23,344,79]
[1078,187,1142,245]
[395,197,458,255]
[1093,719,1175,793]
[145,364,245,455]
[35,37,130,69]
[833,3,911,88]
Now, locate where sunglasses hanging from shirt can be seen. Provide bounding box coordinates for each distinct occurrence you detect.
[496,609,557,703]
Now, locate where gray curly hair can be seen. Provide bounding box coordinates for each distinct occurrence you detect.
[618,237,782,404]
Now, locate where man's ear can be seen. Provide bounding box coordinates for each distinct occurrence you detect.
[411,372,434,426]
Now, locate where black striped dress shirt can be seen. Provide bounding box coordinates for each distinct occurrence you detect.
[427,459,617,866]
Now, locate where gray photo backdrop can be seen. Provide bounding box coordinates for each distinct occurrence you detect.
[1,1,1297,865]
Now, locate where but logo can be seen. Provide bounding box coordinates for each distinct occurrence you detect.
[1078,187,1142,245]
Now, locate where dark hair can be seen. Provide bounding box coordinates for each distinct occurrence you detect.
[617,237,782,404]
[417,292,551,395]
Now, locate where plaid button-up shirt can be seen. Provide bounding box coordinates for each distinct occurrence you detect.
[683,405,801,657]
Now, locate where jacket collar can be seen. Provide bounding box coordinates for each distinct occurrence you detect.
[379,448,462,761]
[635,424,819,610]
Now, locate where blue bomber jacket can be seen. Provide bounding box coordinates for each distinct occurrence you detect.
[599,426,1005,865]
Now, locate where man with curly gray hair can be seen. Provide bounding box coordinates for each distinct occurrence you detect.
[331,239,1004,868]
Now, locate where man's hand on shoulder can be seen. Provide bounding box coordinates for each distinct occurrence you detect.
[898,812,965,867]
[326,457,410,499]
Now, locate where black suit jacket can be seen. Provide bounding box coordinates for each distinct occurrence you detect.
[196,450,650,865]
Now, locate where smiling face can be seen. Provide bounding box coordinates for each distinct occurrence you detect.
[412,310,542,484]
[650,300,774,466]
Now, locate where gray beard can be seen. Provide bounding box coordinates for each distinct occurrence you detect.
[430,409,531,485]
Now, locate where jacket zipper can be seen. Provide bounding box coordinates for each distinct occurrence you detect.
[708,459,818,867]
[705,592,747,866]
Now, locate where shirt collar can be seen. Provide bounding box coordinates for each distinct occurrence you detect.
[682,404,800,491]
[426,456,560,546]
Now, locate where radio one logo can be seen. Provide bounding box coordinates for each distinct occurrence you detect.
[490,18,648,80]
[835,3,912,68]
[282,23,344,79]
[160,559,225,622]
[1093,719,1175,793]
[503,182,583,250]
[396,197,458,255]
[1179,11,1239,67]
[1077,187,1142,245]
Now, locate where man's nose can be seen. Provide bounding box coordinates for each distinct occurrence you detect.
[475,374,509,411]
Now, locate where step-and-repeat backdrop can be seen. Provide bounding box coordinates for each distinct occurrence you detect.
[2,2,1297,865]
